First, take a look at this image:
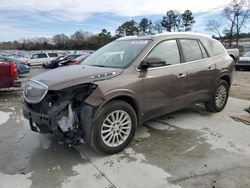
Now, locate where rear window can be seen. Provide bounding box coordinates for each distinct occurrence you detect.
[48,53,58,57]
[180,39,203,62]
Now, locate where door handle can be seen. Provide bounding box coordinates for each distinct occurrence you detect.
[177,73,186,78]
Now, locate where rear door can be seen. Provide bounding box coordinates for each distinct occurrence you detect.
[142,40,187,120]
[179,39,216,104]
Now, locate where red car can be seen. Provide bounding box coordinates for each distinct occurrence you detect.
[0,61,21,88]
[59,54,89,67]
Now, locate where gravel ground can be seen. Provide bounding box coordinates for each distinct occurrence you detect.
[231,70,250,100]
[0,67,250,188]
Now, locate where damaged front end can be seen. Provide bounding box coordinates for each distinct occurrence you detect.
[23,80,97,145]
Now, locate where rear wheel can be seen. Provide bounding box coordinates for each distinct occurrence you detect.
[90,100,137,154]
[205,80,229,112]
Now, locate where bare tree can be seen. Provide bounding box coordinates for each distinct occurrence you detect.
[205,20,223,40]
[223,0,250,46]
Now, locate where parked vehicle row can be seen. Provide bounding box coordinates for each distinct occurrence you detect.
[43,54,80,69]
[22,33,235,154]
[0,55,30,75]
[43,53,90,69]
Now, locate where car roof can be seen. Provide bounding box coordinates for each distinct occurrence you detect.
[117,32,213,41]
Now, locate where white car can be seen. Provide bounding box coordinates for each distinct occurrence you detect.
[235,51,250,70]
[27,52,58,66]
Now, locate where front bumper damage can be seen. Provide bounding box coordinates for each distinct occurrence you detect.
[22,83,97,145]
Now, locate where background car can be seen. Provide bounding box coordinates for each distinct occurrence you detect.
[0,55,30,75]
[59,54,90,67]
[0,60,21,88]
[235,51,250,70]
[43,54,81,69]
[27,52,58,66]
[227,48,239,62]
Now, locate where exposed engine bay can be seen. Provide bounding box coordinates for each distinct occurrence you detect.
[23,83,97,145]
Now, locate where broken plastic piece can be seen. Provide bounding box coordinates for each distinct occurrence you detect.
[58,103,75,132]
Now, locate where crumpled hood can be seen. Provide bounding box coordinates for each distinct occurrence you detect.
[32,65,123,90]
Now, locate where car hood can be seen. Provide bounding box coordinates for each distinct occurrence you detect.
[32,65,123,90]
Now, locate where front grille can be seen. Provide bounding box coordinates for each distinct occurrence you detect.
[237,60,250,64]
[27,90,60,113]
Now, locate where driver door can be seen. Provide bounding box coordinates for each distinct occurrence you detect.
[141,40,187,120]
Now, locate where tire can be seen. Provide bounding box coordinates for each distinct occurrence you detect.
[205,79,229,112]
[90,100,137,154]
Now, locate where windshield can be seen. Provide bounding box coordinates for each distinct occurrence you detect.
[243,51,250,57]
[64,54,80,61]
[82,40,151,68]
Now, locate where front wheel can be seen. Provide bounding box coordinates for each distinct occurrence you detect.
[90,100,137,154]
[205,80,229,112]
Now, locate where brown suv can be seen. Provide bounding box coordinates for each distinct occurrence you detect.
[23,33,234,154]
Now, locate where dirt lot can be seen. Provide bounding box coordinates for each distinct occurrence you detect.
[0,68,250,188]
[231,70,250,100]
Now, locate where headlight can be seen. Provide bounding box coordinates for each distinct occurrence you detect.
[23,80,48,104]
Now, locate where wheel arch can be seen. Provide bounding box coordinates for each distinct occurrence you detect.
[219,74,231,87]
[95,94,142,126]
[229,54,236,62]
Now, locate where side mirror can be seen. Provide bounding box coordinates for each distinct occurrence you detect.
[140,57,166,69]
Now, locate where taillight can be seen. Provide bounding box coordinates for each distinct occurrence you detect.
[21,61,29,65]
[10,63,17,77]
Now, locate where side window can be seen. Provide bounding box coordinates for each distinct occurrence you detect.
[180,39,203,62]
[48,53,58,57]
[37,53,48,58]
[147,40,180,67]
[31,54,38,59]
[198,41,208,58]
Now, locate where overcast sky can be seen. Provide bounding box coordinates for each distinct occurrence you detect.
[0,0,246,41]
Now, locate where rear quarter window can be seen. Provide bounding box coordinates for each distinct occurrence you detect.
[202,39,225,57]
